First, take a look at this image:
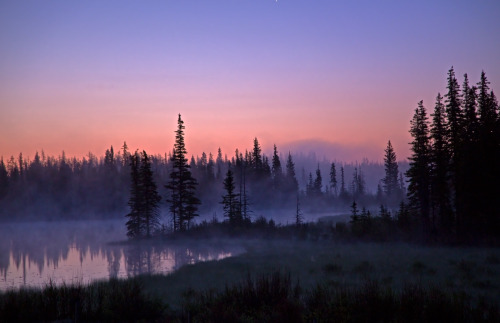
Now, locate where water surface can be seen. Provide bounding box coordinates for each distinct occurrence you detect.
[0,220,242,290]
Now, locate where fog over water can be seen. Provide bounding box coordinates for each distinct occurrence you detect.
[0,220,243,291]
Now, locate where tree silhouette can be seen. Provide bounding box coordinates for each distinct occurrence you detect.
[126,151,142,238]
[382,140,399,203]
[329,162,337,197]
[166,114,200,231]
[271,144,283,190]
[139,151,161,237]
[406,100,431,234]
[125,150,161,238]
[430,93,452,234]
[221,169,241,224]
[285,152,298,194]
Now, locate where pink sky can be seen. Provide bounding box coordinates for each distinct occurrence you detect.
[1,1,499,163]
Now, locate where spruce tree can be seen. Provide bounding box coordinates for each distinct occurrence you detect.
[445,67,463,161]
[406,101,432,234]
[271,144,282,190]
[285,152,298,193]
[430,93,452,233]
[140,151,161,237]
[462,74,478,143]
[221,169,241,224]
[166,114,200,231]
[126,151,142,238]
[382,140,399,202]
[476,72,500,234]
[251,137,263,173]
[329,162,337,196]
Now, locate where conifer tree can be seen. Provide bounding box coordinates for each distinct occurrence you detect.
[329,162,337,196]
[221,169,241,224]
[285,152,298,193]
[251,137,263,173]
[445,67,463,162]
[406,101,431,233]
[166,114,200,231]
[462,74,478,143]
[271,144,282,190]
[140,151,161,237]
[126,151,142,238]
[313,165,323,196]
[382,140,399,202]
[126,150,161,238]
[430,93,452,233]
[476,71,500,234]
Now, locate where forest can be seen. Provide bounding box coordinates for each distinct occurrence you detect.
[1,68,499,243]
[0,128,407,223]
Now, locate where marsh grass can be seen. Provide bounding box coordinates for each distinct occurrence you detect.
[177,272,498,322]
[0,278,164,322]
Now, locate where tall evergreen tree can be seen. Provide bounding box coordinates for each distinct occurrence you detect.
[476,71,500,234]
[166,114,200,231]
[221,169,241,224]
[444,67,463,227]
[251,137,263,173]
[477,71,495,128]
[271,144,283,190]
[313,165,323,196]
[406,101,432,234]
[125,151,161,238]
[126,151,142,238]
[285,152,298,193]
[445,67,463,161]
[382,140,399,202]
[430,93,452,233]
[462,74,478,143]
[140,151,161,237]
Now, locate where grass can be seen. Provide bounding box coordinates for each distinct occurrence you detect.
[152,240,499,303]
[1,238,500,321]
[0,278,165,322]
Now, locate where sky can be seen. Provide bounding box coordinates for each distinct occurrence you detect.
[1,0,499,163]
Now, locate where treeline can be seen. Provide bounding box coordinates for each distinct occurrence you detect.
[0,140,406,223]
[405,68,500,241]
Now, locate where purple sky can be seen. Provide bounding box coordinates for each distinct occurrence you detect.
[1,0,499,162]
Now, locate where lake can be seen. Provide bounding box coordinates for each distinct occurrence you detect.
[0,220,243,291]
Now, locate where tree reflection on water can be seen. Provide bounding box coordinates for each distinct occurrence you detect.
[0,221,242,290]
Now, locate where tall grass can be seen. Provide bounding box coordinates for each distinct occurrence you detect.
[180,272,498,323]
[0,278,164,322]
[1,271,498,322]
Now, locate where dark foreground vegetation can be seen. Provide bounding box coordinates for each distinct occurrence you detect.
[1,271,498,322]
[0,279,164,322]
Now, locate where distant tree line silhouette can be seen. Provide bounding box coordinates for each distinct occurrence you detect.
[0,131,407,225]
